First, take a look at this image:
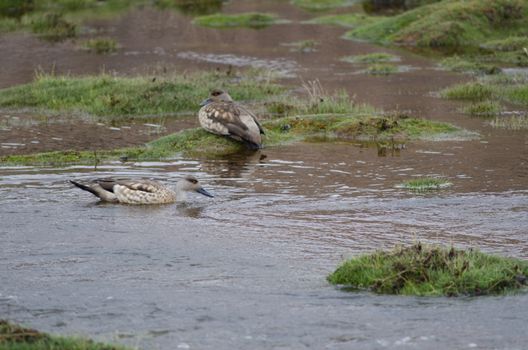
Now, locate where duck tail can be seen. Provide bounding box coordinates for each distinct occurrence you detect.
[244,141,262,150]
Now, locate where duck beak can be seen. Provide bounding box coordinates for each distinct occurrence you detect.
[200,98,213,107]
[196,187,214,198]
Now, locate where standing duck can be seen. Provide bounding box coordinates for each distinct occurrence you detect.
[198,89,265,149]
[70,176,214,204]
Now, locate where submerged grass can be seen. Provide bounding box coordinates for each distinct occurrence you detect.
[328,243,528,296]
[80,37,119,54]
[305,13,378,27]
[0,320,131,350]
[0,71,283,119]
[490,115,528,130]
[399,177,452,190]
[440,56,501,75]
[365,63,399,75]
[342,52,400,64]
[291,0,356,11]
[193,12,282,29]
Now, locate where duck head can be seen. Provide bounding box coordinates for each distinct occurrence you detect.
[178,175,214,198]
[200,89,233,106]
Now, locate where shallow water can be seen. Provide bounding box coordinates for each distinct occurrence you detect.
[1,145,528,349]
[1,0,528,349]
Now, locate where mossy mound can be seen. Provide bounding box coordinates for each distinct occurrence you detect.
[328,243,528,296]
[0,320,130,350]
[346,0,528,48]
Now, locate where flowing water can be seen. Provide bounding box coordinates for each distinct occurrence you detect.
[1,1,528,349]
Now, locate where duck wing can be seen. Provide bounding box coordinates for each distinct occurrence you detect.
[201,102,262,147]
[95,179,160,193]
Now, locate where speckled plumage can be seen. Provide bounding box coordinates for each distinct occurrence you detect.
[198,89,264,149]
[70,176,214,205]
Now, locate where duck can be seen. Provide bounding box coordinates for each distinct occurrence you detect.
[198,89,265,150]
[70,175,214,205]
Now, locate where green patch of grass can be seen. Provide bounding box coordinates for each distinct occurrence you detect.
[342,52,400,64]
[154,0,224,16]
[365,63,399,75]
[282,40,318,53]
[291,0,356,11]
[0,319,131,350]
[80,37,119,54]
[399,177,452,190]
[193,12,282,29]
[441,73,528,109]
[328,243,528,296]
[464,100,502,117]
[305,13,378,28]
[0,70,283,119]
[440,82,494,101]
[346,0,528,48]
[490,115,528,130]
[482,36,528,51]
[440,56,501,75]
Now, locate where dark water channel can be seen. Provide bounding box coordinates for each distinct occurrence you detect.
[1,1,528,349]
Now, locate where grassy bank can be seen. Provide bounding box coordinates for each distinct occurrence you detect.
[0,71,283,119]
[291,0,357,11]
[0,320,130,350]
[328,243,528,296]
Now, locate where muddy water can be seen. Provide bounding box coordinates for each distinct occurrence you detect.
[1,0,528,349]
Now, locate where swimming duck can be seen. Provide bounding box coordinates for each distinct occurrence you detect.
[70,176,214,204]
[198,89,264,149]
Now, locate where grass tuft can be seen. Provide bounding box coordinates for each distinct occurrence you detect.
[463,100,502,117]
[328,243,528,296]
[399,177,452,190]
[80,37,119,54]
[342,52,400,64]
[0,319,131,350]
[193,12,282,29]
[440,82,494,101]
[365,63,399,75]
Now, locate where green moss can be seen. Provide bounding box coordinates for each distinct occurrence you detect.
[0,320,131,350]
[463,100,502,117]
[193,12,282,29]
[328,243,528,296]
[291,0,356,11]
[0,71,283,119]
[342,52,400,64]
[306,13,378,27]
[365,63,399,75]
[346,0,528,48]
[80,37,119,54]
[399,177,452,190]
